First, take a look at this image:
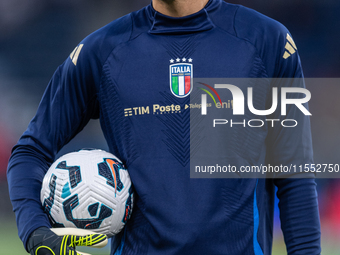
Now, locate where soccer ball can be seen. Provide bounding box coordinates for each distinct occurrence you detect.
[40,149,133,237]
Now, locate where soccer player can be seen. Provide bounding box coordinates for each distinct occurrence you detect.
[7,0,321,254]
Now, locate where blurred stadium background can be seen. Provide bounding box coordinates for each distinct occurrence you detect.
[0,0,339,254]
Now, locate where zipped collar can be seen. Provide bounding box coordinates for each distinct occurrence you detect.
[147,0,222,35]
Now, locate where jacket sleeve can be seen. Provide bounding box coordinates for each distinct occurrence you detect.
[7,41,101,250]
[234,6,321,254]
[269,45,322,254]
[262,19,321,255]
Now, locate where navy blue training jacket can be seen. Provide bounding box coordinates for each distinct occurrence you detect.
[7,0,321,254]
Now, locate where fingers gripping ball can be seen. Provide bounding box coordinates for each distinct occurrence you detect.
[40,149,134,237]
[27,227,107,255]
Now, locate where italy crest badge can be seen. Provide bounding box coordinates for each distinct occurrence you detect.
[169,58,193,98]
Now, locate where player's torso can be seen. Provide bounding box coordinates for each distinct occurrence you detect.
[94,4,273,254]
[98,30,272,255]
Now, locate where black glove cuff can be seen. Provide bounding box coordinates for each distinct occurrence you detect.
[27,227,57,254]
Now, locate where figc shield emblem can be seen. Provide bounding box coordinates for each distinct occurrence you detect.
[170,63,193,98]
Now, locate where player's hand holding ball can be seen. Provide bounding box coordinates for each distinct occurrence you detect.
[27,227,107,255]
[34,149,134,254]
